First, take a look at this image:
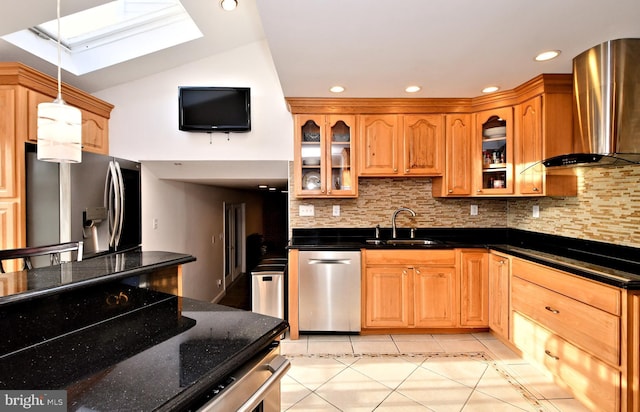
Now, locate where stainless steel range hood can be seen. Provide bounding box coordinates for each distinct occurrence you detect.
[543,38,640,167]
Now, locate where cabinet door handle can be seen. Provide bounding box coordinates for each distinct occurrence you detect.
[545,350,560,360]
[545,306,560,314]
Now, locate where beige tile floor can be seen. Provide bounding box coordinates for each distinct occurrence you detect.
[279,333,591,411]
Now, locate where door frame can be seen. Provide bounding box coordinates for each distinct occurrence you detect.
[223,202,246,286]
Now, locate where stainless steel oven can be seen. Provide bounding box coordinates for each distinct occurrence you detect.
[189,343,290,412]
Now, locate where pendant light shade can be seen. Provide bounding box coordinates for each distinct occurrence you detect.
[37,0,82,163]
[37,99,82,163]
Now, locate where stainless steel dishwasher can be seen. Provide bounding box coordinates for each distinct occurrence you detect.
[298,250,361,332]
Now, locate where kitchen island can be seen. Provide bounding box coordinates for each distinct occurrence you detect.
[0,250,289,411]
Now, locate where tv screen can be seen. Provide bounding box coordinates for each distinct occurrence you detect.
[178,86,251,132]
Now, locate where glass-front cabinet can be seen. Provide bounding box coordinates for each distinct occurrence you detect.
[294,114,357,197]
[475,108,513,195]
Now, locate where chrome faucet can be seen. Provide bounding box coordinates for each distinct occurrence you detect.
[392,207,416,238]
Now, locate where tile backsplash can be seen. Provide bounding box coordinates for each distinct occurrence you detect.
[289,163,640,248]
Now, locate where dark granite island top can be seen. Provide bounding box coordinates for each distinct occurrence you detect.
[0,250,196,306]
[0,250,289,411]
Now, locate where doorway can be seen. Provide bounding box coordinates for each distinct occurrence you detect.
[224,202,246,287]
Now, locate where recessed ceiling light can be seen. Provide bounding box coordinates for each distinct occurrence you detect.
[535,50,561,62]
[220,0,238,11]
[258,184,268,189]
[482,86,499,93]
[405,85,422,93]
[330,85,345,93]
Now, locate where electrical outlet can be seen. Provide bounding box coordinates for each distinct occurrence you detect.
[332,205,340,216]
[217,279,222,288]
[299,204,315,216]
[152,218,158,229]
[533,205,540,218]
[211,235,216,244]
[470,205,478,216]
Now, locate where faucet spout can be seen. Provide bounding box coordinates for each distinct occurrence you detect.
[392,207,416,239]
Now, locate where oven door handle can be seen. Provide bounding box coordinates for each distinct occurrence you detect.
[236,355,291,412]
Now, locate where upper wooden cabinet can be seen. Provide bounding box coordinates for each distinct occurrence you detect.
[359,114,444,177]
[474,107,514,196]
[286,74,577,199]
[432,114,473,196]
[26,87,110,155]
[0,62,114,253]
[293,114,357,198]
[359,114,399,175]
[515,91,577,197]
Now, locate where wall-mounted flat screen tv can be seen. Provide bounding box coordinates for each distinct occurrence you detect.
[178,86,251,132]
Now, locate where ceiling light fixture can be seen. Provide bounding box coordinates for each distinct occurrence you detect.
[220,0,238,11]
[37,0,82,163]
[535,50,561,62]
[482,86,500,93]
[330,85,345,93]
[405,85,422,93]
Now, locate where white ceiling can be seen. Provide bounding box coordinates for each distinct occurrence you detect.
[3,0,640,189]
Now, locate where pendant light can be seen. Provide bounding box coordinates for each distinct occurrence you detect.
[37,0,82,163]
[220,0,238,11]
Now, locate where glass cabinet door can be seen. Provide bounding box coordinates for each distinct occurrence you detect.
[327,116,356,195]
[299,117,324,194]
[477,108,513,195]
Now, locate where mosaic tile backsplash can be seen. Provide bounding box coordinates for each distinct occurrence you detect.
[289,163,640,248]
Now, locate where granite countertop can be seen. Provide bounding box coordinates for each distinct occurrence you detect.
[0,250,196,306]
[0,294,288,411]
[289,228,640,290]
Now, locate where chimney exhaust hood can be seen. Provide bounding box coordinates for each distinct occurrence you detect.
[542,38,640,168]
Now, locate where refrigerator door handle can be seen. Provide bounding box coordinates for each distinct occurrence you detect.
[105,161,121,249]
[113,161,125,248]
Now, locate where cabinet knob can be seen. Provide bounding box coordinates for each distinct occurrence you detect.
[393,168,398,172]
[533,187,539,192]
[498,260,505,265]
[476,189,482,193]
[448,189,453,193]
[405,169,409,173]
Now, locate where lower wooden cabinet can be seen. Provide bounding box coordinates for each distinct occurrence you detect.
[459,250,489,327]
[488,252,510,340]
[363,249,487,330]
[364,264,411,327]
[513,311,620,412]
[413,266,457,327]
[509,256,628,412]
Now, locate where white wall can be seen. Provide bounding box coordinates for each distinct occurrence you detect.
[141,167,264,301]
[95,39,293,162]
[93,39,293,301]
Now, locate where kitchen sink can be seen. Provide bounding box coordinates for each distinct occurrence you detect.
[386,239,442,246]
[365,238,443,246]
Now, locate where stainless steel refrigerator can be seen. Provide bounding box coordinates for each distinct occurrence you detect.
[25,143,141,259]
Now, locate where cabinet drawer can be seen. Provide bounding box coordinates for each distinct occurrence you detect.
[365,249,455,266]
[512,276,620,366]
[512,257,620,315]
[513,312,620,412]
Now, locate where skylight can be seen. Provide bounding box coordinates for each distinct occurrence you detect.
[2,0,202,75]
